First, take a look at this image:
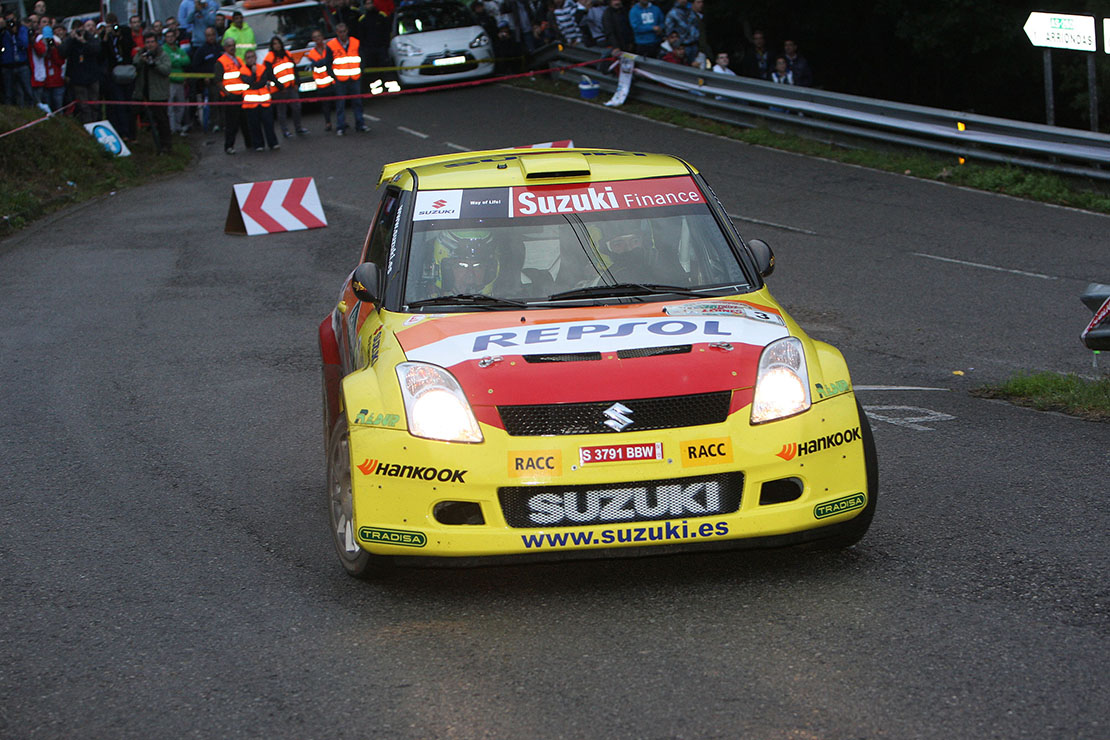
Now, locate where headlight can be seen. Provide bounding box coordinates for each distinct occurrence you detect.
[396,362,483,443]
[470,32,489,48]
[750,337,811,424]
[395,40,422,56]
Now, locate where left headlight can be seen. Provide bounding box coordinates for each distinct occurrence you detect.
[396,362,483,443]
[395,40,422,56]
[750,337,811,424]
[470,32,489,48]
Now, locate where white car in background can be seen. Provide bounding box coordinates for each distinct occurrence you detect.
[390,0,493,87]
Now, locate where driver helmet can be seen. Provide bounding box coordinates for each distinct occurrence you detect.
[433,229,498,293]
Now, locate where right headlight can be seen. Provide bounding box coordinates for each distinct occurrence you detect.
[750,337,811,424]
[396,362,483,443]
[395,40,422,57]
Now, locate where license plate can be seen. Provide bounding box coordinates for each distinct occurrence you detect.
[580,442,663,465]
[433,56,466,67]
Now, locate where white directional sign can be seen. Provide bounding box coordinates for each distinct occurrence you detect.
[1105,19,1110,54]
[1023,12,1096,52]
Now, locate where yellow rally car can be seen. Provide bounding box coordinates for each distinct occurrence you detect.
[318,147,877,577]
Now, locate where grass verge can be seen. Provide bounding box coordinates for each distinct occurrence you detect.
[0,105,192,238]
[512,76,1110,215]
[972,371,1110,421]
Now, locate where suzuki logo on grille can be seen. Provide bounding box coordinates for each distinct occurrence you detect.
[431,199,448,209]
[603,402,634,431]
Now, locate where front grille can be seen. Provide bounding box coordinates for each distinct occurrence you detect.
[420,52,478,76]
[498,391,731,436]
[500,472,743,528]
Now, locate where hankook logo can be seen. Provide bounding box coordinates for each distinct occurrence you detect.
[603,402,634,431]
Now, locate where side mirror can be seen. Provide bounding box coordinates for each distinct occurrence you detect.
[351,262,381,304]
[748,239,775,278]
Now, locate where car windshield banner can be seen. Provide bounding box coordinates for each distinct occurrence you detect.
[412,176,705,222]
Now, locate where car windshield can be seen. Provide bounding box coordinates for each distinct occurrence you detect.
[396,3,475,35]
[246,7,327,52]
[403,176,752,307]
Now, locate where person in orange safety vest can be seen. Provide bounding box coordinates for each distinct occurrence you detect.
[305,28,335,131]
[326,23,365,135]
[217,36,250,153]
[263,35,308,138]
[241,48,279,151]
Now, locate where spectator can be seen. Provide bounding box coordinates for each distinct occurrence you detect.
[327,23,365,135]
[151,19,163,41]
[663,0,696,61]
[601,0,632,53]
[740,29,770,80]
[241,47,279,152]
[165,16,187,49]
[101,15,135,139]
[63,18,101,122]
[658,29,679,57]
[1,10,34,106]
[32,1,46,16]
[357,0,393,71]
[782,39,811,87]
[711,51,734,75]
[305,28,335,131]
[471,0,497,39]
[552,0,583,45]
[128,15,143,57]
[133,29,173,154]
[216,35,249,153]
[177,0,216,44]
[660,40,686,65]
[690,0,708,66]
[492,21,524,73]
[223,10,254,59]
[770,55,792,85]
[30,17,64,111]
[188,24,221,132]
[213,13,226,38]
[162,27,189,134]
[581,0,605,47]
[264,35,308,138]
[628,0,662,58]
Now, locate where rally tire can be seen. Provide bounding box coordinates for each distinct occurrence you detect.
[807,399,879,550]
[326,414,383,579]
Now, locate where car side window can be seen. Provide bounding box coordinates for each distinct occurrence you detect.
[364,188,402,267]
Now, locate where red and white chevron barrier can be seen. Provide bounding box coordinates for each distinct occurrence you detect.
[225,177,327,236]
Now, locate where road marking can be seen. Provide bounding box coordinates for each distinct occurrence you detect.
[863,405,956,431]
[397,126,429,139]
[913,253,1056,280]
[855,385,949,391]
[444,142,471,152]
[728,213,818,236]
[365,114,381,122]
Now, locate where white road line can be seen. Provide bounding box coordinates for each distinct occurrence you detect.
[444,142,471,152]
[365,114,381,122]
[855,385,949,391]
[913,252,1056,280]
[727,213,818,236]
[397,126,429,139]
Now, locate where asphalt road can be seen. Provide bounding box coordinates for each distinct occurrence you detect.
[1,83,1107,739]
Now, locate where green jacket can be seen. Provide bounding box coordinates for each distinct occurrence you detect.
[222,23,255,59]
[132,45,172,101]
[163,42,190,80]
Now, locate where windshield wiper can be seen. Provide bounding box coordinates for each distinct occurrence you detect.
[547,283,708,301]
[406,293,527,310]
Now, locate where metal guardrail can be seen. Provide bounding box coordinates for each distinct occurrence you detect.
[542,46,1110,182]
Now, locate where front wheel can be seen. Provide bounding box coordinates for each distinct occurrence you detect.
[326,414,381,578]
[808,399,879,550]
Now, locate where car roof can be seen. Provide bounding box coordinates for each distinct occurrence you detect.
[378,148,696,190]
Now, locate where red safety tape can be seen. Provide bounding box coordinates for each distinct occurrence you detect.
[0,101,77,140]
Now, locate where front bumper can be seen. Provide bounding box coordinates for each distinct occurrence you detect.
[349,392,869,559]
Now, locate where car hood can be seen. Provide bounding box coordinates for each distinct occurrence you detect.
[391,26,486,53]
[392,299,791,409]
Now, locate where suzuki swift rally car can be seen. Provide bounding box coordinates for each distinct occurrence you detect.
[319,148,878,576]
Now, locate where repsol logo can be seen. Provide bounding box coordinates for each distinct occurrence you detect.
[526,480,721,525]
[509,450,562,478]
[472,319,731,352]
[357,458,466,483]
[681,437,733,467]
[776,427,861,461]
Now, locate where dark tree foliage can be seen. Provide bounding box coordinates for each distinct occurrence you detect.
[702,0,1109,131]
